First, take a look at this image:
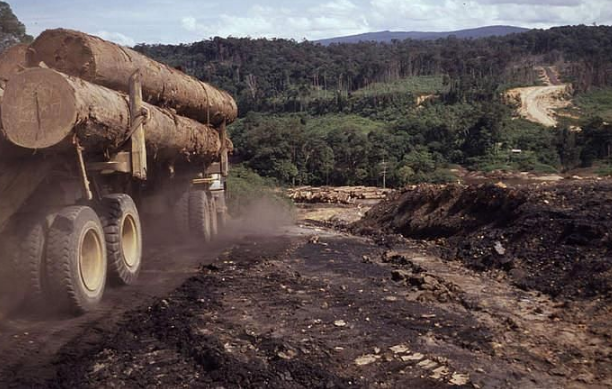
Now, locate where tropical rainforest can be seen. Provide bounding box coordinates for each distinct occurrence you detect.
[130,25,611,187]
[3,1,612,186]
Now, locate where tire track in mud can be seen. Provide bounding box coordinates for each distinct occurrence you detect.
[2,222,611,388]
[28,225,611,389]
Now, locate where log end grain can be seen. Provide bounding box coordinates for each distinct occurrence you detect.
[2,68,78,149]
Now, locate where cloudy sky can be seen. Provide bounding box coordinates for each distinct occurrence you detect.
[9,0,611,46]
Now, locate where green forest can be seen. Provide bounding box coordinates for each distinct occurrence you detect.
[131,26,611,186]
[0,1,31,51]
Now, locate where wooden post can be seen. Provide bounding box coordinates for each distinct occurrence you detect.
[129,70,147,180]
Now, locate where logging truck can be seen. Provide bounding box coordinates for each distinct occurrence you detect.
[0,29,237,314]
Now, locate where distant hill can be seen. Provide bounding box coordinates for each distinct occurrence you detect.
[0,1,32,53]
[315,25,530,45]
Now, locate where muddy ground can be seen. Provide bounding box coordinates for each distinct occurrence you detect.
[0,183,611,388]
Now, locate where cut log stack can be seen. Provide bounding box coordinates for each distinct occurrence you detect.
[0,29,237,165]
[287,186,394,204]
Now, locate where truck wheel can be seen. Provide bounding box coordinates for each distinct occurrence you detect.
[189,190,212,242]
[46,206,107,314]
[0,216,46,309]
[209,195,218,237]
[100,194,142,286]
[11,216,47,307]
[173,191,190,240]
[215,195,229,230]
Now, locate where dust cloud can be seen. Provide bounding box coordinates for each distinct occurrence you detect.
[0,194,296,320]
[0,234,28,321]
[222,195,295,238]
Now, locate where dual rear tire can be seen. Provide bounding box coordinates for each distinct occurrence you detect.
[189,190,213,242]
[174,189,224,242]
[46,206,108,313]
[100,194,142,286]
[12,194,143,315]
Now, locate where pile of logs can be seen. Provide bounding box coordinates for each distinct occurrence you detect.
[0,29,236,164]
[287,186,394,204]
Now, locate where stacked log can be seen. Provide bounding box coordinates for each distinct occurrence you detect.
[27,29,237,126]
[0,44,32,159]
[0,29,237,165]
[0,44,27,88]
[1,68,222,163]
[287,186,394,204]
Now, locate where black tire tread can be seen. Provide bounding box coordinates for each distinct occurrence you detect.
[11,218,46,306]
[100,194,142,286]
[46,206,106,314]
[189,190,211,242]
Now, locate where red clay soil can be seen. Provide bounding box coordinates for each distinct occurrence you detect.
[353,181,612,300]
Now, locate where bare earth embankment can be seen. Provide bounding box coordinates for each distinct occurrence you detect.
[507,67,571,127]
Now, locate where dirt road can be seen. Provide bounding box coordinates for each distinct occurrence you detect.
[507,67,570,127]
[0,199,609,388]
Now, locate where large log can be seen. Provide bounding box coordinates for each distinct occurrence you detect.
[0,44,27,88]
[27,29,238,126]
[0,44,34,159]
[1,68,223,163]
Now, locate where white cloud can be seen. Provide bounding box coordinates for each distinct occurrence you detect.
[14,0,612,44]
[95,31,136,46]
[180,0,369,40]
[181,16,198,32]
[367,0,609,32]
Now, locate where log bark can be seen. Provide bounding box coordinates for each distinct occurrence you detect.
[27,29,238,126]
[1,68,223,163]
[0,44,27,88]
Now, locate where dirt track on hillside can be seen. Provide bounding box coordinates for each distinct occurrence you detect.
[507,67,570,127]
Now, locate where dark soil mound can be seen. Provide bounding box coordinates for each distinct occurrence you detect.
[353,182,612,299]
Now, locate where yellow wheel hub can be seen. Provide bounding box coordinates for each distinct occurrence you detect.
[79,227,105,292]
[121,215,139,268]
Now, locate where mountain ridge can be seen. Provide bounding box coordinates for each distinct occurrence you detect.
[315,25,530,45]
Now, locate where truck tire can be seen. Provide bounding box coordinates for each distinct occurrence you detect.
[46,206,107,314]
[11,216,47,307]
[188,190,212,242]
[173,191,190,240]
[100,194,142,286]
[0,216,47,309]
[217,203,229,230]
[214,194,229,230]
[209,195,218,237]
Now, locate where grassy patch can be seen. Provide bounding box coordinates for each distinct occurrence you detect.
[226,165,293,216]
[595,164,612,177]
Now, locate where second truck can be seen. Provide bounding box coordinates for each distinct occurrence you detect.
[0,29,237,314]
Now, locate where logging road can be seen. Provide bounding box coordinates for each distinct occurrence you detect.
[0,206,609,388]
[507,67,570,127]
